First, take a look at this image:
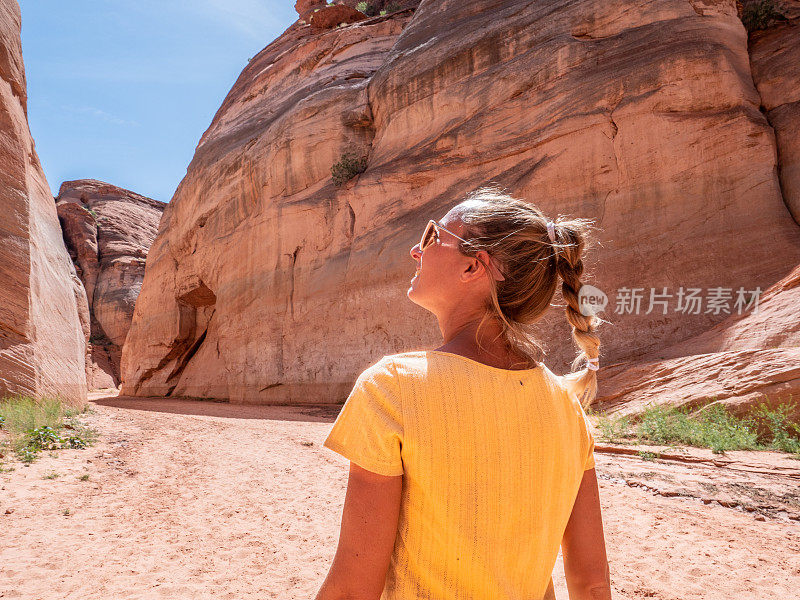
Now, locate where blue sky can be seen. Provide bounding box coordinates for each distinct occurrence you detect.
[20,1,297,203]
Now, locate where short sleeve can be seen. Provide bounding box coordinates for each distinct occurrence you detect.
[560,375,596,471]
[323,357,404,476]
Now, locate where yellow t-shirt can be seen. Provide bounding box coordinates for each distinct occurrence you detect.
[323,350,596,600]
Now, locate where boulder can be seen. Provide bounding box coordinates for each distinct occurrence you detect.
[0,1,88,404]
[56,180,165,389]
[308,4,367,30]
[296,0,326,19]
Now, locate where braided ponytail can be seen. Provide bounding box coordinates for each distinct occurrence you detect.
[550,220,603,408]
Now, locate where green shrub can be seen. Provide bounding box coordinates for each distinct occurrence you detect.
[384,1,402,12]
[0,396,96,463]
[593,400,800,457]
[597,413,633,444]
[331,150,368,187]
[750,400,800,454]
[635,403,761,453]
[26,426,64,451]
[0,396,74,433]
[741,0,780,33]
[17,446,39,463]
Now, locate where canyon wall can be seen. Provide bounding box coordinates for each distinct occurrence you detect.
[56,180,165,389]
[595,0,800,415]
[0,2,87,404]
[122,0,800,406]
[749,3,800,224]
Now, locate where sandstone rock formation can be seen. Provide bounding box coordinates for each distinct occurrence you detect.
[122,0,800,406]
[749,5,800,224]
[297,0,417,23]
[593,2,800,416]
[56,180,165,389]
[0,1,88,404]
[597,263,800,418]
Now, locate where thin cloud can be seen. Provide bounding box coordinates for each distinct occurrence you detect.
[60,104,140,127]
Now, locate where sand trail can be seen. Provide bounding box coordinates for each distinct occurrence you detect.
[1,393,798,599]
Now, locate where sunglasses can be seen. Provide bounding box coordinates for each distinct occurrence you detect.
[419,220,470,252]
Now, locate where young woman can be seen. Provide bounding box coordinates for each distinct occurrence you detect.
[315,186,612,600]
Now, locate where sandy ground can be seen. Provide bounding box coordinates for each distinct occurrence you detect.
[1,393,799,600]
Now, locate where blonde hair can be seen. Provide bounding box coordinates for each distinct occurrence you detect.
[451,185,605,408]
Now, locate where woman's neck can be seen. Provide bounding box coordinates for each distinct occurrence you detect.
[435,317,533,370]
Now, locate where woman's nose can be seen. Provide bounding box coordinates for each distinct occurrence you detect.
[410,244,422,261]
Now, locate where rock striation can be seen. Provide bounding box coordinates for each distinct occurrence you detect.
[56,180,165,389]
[122,0,800,407]
[0,1,88,404]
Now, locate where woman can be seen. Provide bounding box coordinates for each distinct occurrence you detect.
[315,186,612,600]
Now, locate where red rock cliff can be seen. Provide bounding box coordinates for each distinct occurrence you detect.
[122,0,800,405]
[0,1,88,404]
[594,0,800,416]
[56,180,165,389]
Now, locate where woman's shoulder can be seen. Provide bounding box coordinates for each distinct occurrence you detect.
[377,350,558,383]
[354,351,446,384]
[364,351,430,377]
[352,352,426,381]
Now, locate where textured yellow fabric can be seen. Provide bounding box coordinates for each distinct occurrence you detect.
[323,350,596,600]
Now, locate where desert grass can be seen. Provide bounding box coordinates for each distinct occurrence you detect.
[0,396,96,464]
[591,398,800,457]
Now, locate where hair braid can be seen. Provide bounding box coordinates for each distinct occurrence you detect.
[552,222,602,408]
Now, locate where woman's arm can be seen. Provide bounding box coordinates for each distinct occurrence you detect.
[315,462,403,600]
[561,468,612,600]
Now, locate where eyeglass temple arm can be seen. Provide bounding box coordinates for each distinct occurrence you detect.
[433,220,470,244]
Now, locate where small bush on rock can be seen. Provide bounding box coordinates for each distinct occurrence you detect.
[331,151,368,187]
[356,1,380,16]
[741,0,780,33]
